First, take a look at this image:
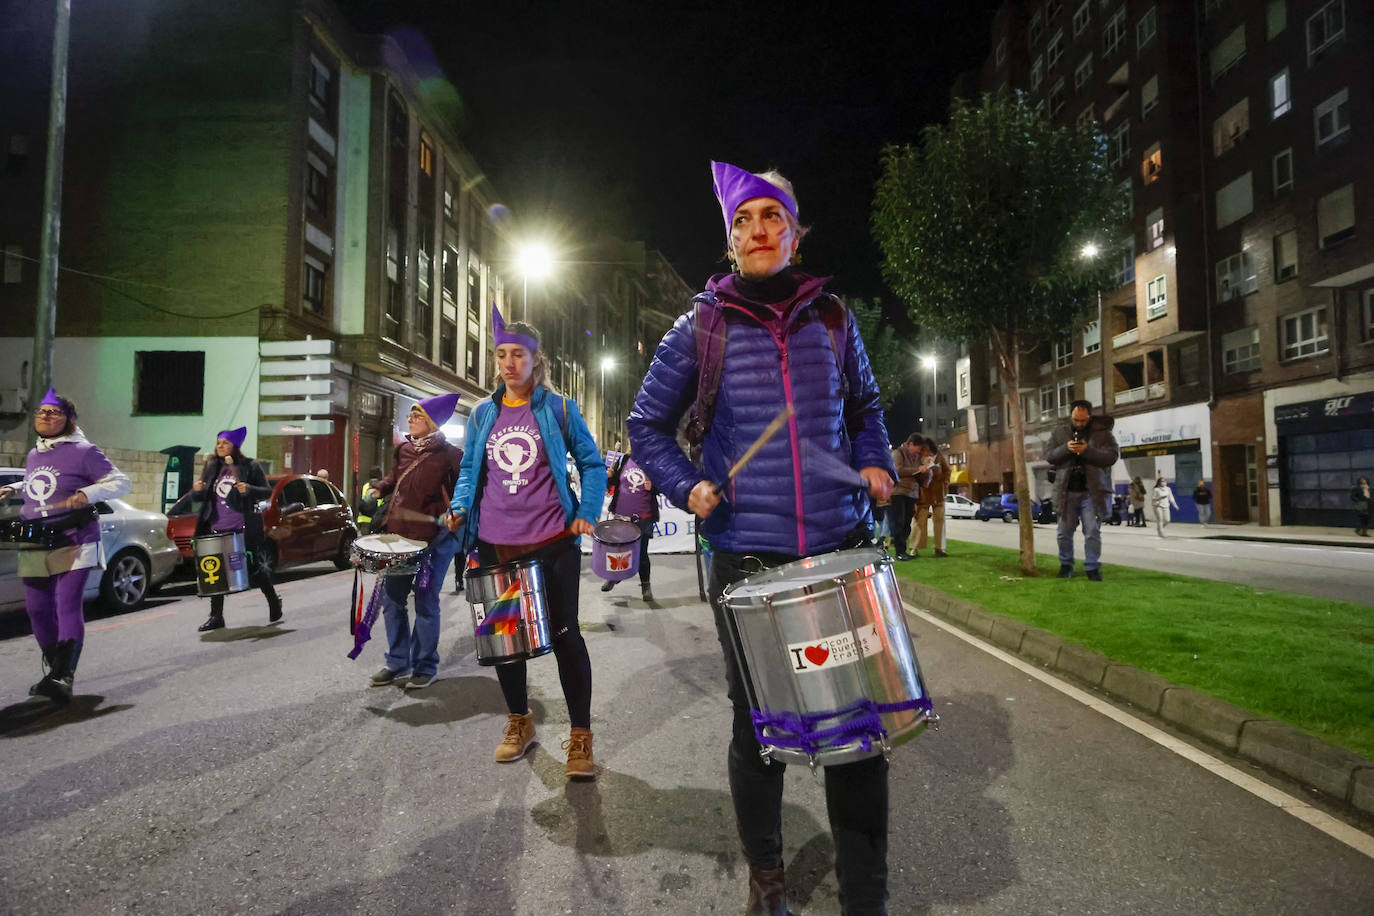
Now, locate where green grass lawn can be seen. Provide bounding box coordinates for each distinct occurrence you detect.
[894,540,1374,760]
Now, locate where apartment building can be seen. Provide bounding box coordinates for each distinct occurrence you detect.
[950,0,1372,525]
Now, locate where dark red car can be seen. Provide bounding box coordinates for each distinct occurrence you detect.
[166,473,357,572]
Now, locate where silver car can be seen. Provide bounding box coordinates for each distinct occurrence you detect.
[0,468,180,613]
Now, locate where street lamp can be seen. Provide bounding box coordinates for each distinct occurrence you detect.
[515,242,553,322]
[921,354,937,438]
[1081,243,1106,404]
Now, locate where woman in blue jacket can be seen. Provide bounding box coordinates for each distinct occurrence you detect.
[450,307,606,780]
[628,161,896,916]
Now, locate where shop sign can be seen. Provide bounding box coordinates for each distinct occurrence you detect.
[1119,437,1201,458]
[1274,391,1374,425]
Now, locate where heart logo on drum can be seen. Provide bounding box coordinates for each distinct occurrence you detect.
[803,645,830,667]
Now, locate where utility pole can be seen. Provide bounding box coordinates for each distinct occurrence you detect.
[27,0,71,448]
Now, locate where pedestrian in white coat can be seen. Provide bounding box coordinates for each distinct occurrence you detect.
[1151,475,1180,538]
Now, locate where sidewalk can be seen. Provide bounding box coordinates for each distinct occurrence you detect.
[1101,519,1373,549]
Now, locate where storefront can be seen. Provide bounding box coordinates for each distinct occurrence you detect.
[1109,402,1211,522]
[1273,391,1374,527]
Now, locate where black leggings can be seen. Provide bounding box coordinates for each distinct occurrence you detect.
[208,547,278,617]
[480,537,592,730]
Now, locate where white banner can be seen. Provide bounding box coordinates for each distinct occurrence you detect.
[582,494,698,554]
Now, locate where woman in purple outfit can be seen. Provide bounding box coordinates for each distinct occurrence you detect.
[0,389,130,703]
[628,161,897,915]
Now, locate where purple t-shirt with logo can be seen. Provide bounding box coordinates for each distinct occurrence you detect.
[614,457,655,519]
[478,400,566,547]
[211,465,246,533]
[22,439,116,546]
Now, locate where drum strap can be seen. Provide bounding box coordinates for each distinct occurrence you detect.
[750,696,933,758]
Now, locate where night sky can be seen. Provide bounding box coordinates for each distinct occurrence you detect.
[336,0,1004,312]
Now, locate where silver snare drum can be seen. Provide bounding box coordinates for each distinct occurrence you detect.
[464,559,553,666]
[194,531,251,597]
[723,547,935,767]
[350,533,428,576]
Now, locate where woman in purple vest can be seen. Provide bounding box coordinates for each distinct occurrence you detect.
[628,162,897,915]
[0,389,131,703]
[449,306,607,780]
[190,426,281,631]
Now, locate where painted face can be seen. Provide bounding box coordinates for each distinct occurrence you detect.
[214,438,235,457]
[33,406,67,438]
[495,343,535,392]
[407,408,435,437]
[729,197,798,280]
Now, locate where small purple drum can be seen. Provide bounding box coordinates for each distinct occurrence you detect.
[590,518,641,582]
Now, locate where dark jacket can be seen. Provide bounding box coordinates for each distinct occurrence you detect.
[192,454,272,545]
[376,437,463,543]
[628,270,894,556]
[1044,415,1119,507]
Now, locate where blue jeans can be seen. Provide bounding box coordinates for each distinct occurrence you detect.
[1057,491,1102,571]
[381,533,459,677]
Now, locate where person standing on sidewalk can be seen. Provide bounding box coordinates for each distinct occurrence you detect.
[890,433,930,562]
[449,308,606,779]
[367,393,463,691]
[1193,480,1213,526]
[1129,476,1147,527]
[0,389,130,703]
[191,426,282,632]
[1352,476,1371,537]
[1151,475,1181,538]
[628,160,897,916]
[908,437,946,558]
[1045,400,1119,580]
[601,450,659,602]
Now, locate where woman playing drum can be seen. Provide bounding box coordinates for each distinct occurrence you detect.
[628,161,897,915]
[0,388,131,703]
[191,426,282,631]
[449,307,606,779]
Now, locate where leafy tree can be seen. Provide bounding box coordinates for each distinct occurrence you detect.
[849,297,905,409]
[873,92,1123,573]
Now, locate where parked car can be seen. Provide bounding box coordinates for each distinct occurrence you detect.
[943,493,979,519]
[1,468,180,613]
[166,473,357,573]
[973,493,1043,523]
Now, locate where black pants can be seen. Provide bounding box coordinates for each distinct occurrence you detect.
[208,550,278,617]
[888,495,915,554]
[480,537,592,730]
[634,518,653,586]
[709,548,889,915]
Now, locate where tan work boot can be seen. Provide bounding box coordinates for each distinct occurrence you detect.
[562,727,595,780]
[494,712,536,763]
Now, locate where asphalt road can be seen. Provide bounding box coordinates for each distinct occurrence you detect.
[2,555,1372,914]
[942,518,1374,605]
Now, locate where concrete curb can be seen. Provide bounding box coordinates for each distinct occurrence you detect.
[898,579,1374,820]
[1205,535,1374,550]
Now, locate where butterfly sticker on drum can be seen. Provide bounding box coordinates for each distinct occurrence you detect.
[787,623,884,673]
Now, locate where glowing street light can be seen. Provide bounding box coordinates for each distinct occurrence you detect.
[515,242,554,321]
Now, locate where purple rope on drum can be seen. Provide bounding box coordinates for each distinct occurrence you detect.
[413,551,434,592]
[347,579,386,660]
[750,696,934,758]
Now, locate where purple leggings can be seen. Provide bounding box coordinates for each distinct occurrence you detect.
[23,568,92,648]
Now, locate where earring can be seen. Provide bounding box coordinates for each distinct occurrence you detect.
[789,251,802,266]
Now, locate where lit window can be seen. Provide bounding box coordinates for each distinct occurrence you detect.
[1313,88,1349,149]
[1316,184,1355,248]
[1136,6,1157,51]
[418,138,433,177]
[1269,69,1291,118]
[1147,207,1165,249]
[1221,327,1261,373]
[1141,142,1162,184]
[1306,0,1344,66]
[1281,307,1328,360]
[1272,148,1293,194]
[1083,320,1101,355]
[1146,275,1167,319]
[1274,230,1298,281]
[1213,98,1251,156]
[1216,251,1258,302]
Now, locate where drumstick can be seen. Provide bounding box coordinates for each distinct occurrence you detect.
[713,404,795,495]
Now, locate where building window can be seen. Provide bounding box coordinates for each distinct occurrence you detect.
[1141,142,1162,183]
[1140,75,1158,117]
[1313,88,1349,149]
[1040,385,1056,420]
[1083,320,1101,354]
[1221,327,1261,373]
[1215,173,1254,229]
[1118,178,1133,219]
[1115,237,1136,286]
[134,351,205,415]
[2,245,21,283]
[1317,184,1355,248]
[1210,26,1246,83]
[1274,230,1298,280]
[443,176,456,222]
[1030,56,1044,91]
[309,55,331,113]
[1136,6,1156,51]
[1269,69,1291,118]
[1146,275,1167,319]
[989,405,1000,427]
[1073,0,1091,37]
[440,305,458,371]
[1049,79,1066,117]
[1103,7,1126,57]
[1213,98,1250,156]
[304,154,329,213]
[996,37,1007,68]
[1267,0,1286,39]
[1047,29,1064,69]
[465,335,481,382]
[1146,207,1164,249]
[1075,54,1094,91]
[1055,340,1074,368]
[442,245,458,301]
[1084,375,1102,406]
[418,137,433,177]
[1029,9,1045,46]
[1216,251,1258,302]
[1109,121,1130,168]
[1056,379,1075,417]
[1272,148,1293,194]
[1281,306,1328,360]
[303,257,326,315]
[1306,0,1344,66]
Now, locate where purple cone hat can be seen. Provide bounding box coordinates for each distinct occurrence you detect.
[491,304,539,352]
[216,426,247,449]
[38,387,75,419]
[711,160,798,238]
[415,392,460,428]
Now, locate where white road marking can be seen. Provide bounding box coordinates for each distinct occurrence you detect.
[1157,547,1234,558]
[908,604,1374,861]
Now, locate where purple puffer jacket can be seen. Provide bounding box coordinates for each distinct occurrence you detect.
[628,271,895,556]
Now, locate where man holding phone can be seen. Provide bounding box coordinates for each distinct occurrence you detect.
[1044,400,1119,580]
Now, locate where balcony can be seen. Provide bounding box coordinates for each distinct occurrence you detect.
[1114,386,1146,406]
[1113,327,1139,348]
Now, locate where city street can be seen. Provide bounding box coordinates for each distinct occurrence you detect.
[943,518,1374,605]
[2,554,1373,915]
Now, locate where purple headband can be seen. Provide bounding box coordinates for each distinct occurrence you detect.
[711,160,799,239]
[39,387,68,412]
[491,304,539,352]
[216,426,247,449]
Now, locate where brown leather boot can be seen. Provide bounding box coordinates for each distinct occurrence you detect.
[745,864,788,915]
